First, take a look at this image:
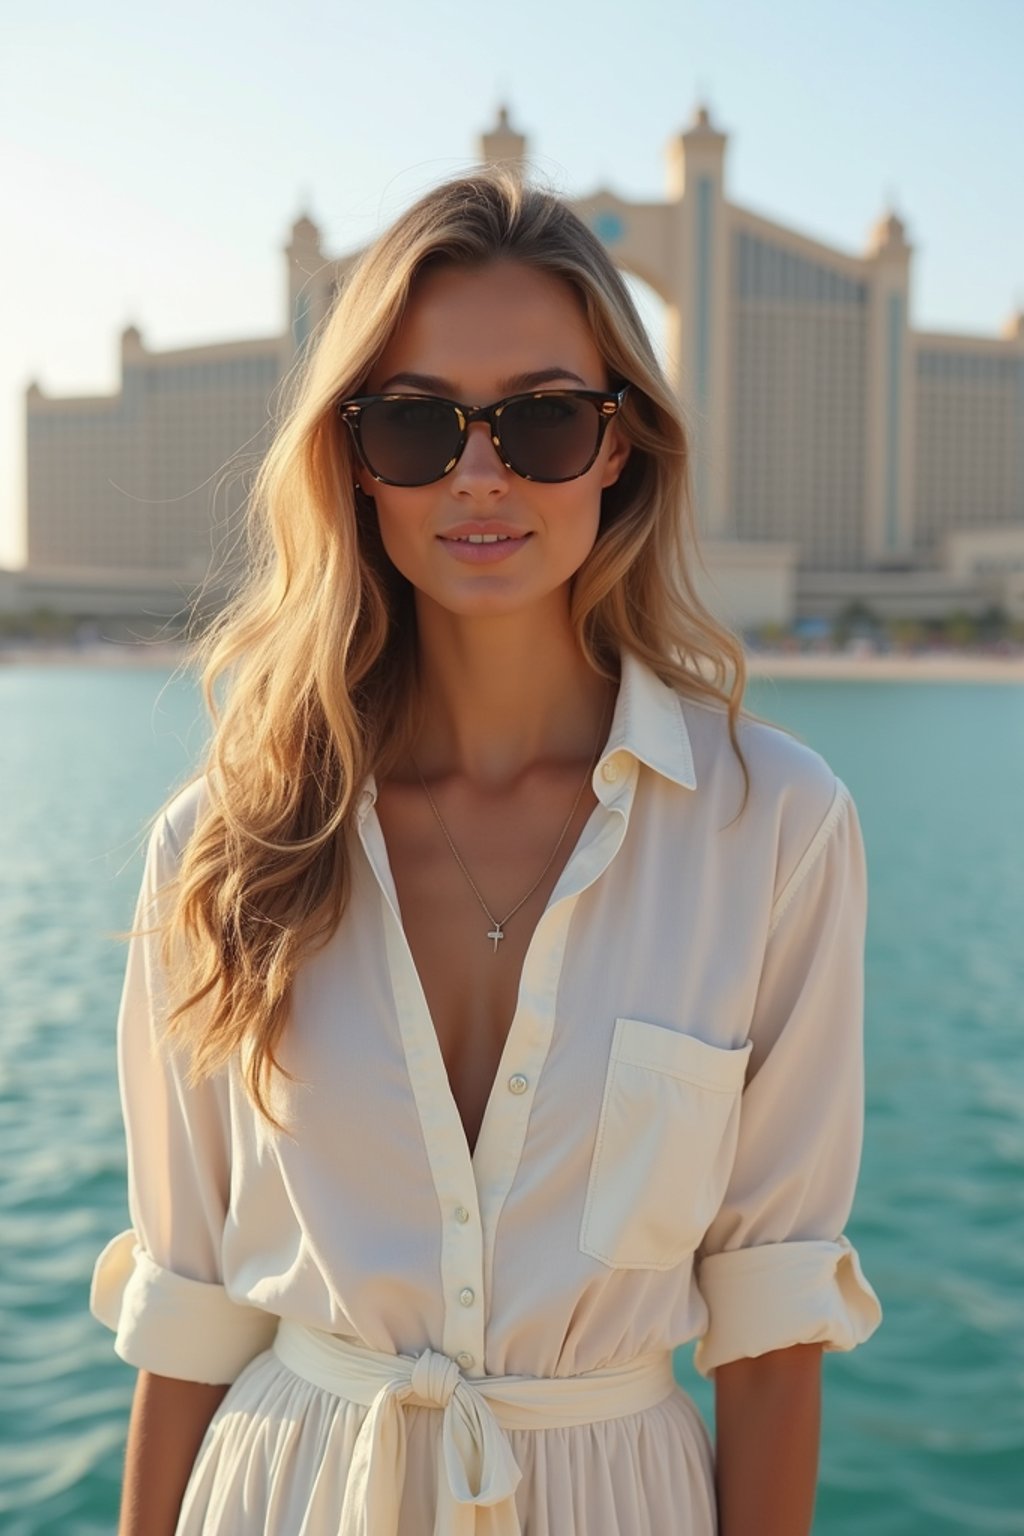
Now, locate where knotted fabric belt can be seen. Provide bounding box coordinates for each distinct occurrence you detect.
[272,1319,678,1536]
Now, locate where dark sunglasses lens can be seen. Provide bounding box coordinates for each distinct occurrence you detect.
[499,395,601,480]
[359,398,461,485]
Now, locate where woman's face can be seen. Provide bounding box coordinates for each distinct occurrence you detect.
[354,259,631,620]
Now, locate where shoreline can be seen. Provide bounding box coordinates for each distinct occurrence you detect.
[3,643,1024,683]
[740,650,1024,682]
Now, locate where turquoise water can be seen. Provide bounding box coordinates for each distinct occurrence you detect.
[1,664,1022,1534]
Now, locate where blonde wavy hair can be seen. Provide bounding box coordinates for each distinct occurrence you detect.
[130,164,765,1133]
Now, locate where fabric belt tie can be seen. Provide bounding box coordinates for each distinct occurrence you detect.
[272,1319,678,1536]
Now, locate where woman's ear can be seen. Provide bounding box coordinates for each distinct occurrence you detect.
[599,422,632,490]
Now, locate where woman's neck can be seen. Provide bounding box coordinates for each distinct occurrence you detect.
[404,595,616,790]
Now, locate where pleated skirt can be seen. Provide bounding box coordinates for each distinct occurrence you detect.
[176,1342,718,1535]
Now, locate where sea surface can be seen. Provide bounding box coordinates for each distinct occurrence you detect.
[1,663,1022,1535]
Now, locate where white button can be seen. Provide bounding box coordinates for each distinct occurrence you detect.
[454,1205,470,1223]
[459,1287,475,1307]
[456,1351,474,1370]
[508,1073,528,1095]
[600,759,619,782]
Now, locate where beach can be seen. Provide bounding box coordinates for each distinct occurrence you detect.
[741,649,1024,682]
[3,642,1024,682]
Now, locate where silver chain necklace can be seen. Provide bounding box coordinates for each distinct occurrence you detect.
[409,689,613,953]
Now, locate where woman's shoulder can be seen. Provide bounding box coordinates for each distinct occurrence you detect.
[159,772,217,859]
[676,689,848,851]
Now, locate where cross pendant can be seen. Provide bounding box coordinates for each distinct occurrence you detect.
[487,924,504,953]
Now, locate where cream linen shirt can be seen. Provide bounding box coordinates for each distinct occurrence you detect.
[91,647,882,1394]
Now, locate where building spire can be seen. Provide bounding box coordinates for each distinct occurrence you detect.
[479,103,526,169]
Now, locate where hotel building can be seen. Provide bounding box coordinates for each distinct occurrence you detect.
[17,104,1024,633]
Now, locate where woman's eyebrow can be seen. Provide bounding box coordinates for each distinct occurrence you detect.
[376,367,590,394]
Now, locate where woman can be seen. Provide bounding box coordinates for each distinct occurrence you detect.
[91,166,882,1535]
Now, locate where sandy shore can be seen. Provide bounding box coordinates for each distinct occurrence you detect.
[3,643,1024,683]
[742,650,1024,682]
[0,644,191,668]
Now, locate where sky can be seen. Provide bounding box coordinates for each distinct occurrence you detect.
[2,0,1021,569]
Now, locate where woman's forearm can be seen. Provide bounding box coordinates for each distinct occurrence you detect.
[713,1342,824,1536]
[118,1369,230,1536]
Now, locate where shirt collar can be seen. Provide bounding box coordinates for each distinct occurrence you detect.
[596,646,697,795]
[357,646,698,816]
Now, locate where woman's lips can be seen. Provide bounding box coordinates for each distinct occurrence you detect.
[437,533,533,564]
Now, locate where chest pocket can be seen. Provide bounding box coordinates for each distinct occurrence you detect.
[579,1017,753,1270]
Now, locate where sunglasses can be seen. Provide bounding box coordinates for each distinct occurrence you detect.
[337,385,630,488]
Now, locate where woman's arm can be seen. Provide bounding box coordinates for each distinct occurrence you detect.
[90,808,278,1528]
[118,1370,229,1536]
[713,1342,823,1536]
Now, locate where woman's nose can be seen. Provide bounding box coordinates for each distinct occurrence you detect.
[451,420,510,485]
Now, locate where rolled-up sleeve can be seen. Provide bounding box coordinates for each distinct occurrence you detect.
[90,810,277,1383]
[692,775,883,1379]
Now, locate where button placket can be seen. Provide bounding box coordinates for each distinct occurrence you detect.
[375,888,487,1368]
[444,1190,485,1368]
[475,804,634,1297]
